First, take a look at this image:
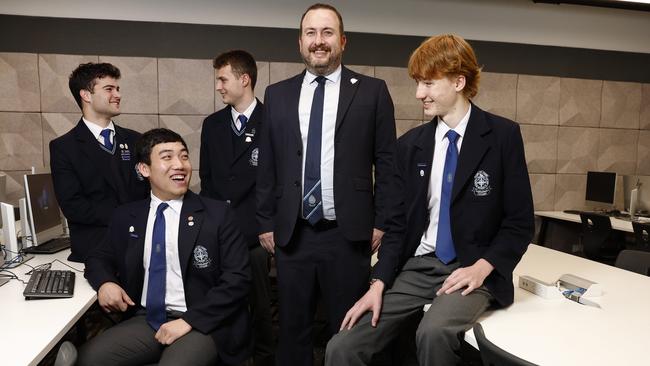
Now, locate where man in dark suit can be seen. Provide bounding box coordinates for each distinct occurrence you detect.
[50,62,149,263]
[326,34,535,366]
[79,128,251,366]
[200,50,274,366]
[257,4,396,365]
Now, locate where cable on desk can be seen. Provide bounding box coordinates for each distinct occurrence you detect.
[51,259,83,273]
[0,269,28,285]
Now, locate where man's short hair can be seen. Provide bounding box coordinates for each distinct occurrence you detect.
[213,50,258,90]
[408,34,481,99]
[299,3,344,35]
[68,62,121,109]
[135,128,188,166]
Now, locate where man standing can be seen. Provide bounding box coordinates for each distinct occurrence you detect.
[326,34,535,365]
[79,128,251,366]
[200,50,274,366]
[50,62,149,262]
[257,3,396,365]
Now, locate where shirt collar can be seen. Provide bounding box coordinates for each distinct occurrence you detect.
[82,118,115,140]
[150,192,184,215]
[436,104,472,141]
[230,98,257,123]
[304,64,342,85]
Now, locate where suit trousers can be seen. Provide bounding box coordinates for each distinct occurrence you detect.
[77,314,219,366]
[275,220,371,366]
[249,245,275,365]
[325,256,493,366]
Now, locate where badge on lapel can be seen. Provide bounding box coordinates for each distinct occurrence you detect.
[193,245,212,269]
[249,147,259,167]
[120,144,131,161]
[128,225,138,238]
[472,170,491,196]
[417,163,427,177]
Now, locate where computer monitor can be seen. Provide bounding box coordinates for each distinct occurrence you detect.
[23,173,63,246]
[585,171,617,206]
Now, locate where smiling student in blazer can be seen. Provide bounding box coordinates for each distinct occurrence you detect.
[199,50,274,366]
[326,34,535,366]
[49,62,149,263]
[79,128,251,366]
[256,3,396,366]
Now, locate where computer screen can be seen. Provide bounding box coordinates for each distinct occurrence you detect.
[585,171,617,205]
[23,173,63,246]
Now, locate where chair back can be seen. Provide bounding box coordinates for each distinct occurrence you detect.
[615,249,650,276]
[473,323,537,366]
[632,222,650,250]
[579,212,621,261]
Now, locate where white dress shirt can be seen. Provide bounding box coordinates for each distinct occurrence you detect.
[230,98,257,130]
[298,66,341,220]
[141,194,187,312]
[83,118,115,146]
[415,105,472,256]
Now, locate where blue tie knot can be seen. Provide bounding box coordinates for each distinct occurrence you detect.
[446,130,460,145]
[157,202,169,216]
[100,128,113,150]
[314,75,327,86]
[237,114,248,131]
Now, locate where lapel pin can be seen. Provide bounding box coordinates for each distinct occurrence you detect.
[420,170,424,177]
[124,143,128,149]
[129,226,135,232]
[188,221,194,227]
[188,216,194,221]
[350,78,358,84]
[245,136,252,143]
[119,143,125,149]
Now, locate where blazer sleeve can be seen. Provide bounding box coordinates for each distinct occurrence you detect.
[482,123,534,278]
[49,140,113,226]
[371,80,397,231]
[199,117,213,198]
[84,210,122,289]
[182,208,251,334]
[256,87,277,234]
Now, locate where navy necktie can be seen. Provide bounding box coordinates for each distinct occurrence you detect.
[436,130,459,264]
[100,128,113,151]
[303,76,327,225]
[237,114,248,133]
[146,202,168,330]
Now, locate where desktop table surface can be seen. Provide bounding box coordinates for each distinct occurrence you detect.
[0,250,96,366]
[465,244,650,366]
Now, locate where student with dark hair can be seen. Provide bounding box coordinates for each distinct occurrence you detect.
[79,128,252,366]
[326,34,534,366]
[200,49,274,366]
[49,62,148,263]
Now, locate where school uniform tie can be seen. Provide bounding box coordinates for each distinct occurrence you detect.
[436,130,459,264]
[303,76,327,225]
[146,202,169,330]
[100,128,113,151]
[237,114,248,133]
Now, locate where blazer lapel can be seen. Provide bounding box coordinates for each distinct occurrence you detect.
[125,198,150,292]
[177,192,204,280]
[413,122,437,213]
[73,119,120,195]
[335,66,360,134]
[288,72,305,145]
[232,100,261,165]
[451,106,491,203]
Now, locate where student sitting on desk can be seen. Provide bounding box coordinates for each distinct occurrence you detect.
[79,128,252,366]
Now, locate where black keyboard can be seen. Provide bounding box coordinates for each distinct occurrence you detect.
[23,237,71,254]
[23,270,75,299]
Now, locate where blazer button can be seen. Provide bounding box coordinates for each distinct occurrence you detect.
[297,150,302,157]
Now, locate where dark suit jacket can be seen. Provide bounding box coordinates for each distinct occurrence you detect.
[200,100,262,248]
[373,105,534,307]
[85,191,252,365]
[257,66,396,246]
[49,120,149,262]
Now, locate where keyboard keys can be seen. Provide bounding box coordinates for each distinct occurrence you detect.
[23,270,75,299]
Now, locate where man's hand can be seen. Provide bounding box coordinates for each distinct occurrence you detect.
[155,318,192,345]
[97,282,135,313]
[259,232,275,254]
[340,279,385,330]
[436,259,494,296]
[371,228,384,253]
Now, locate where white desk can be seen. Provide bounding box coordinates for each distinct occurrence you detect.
[464,244,650,366]
[535,210,644,233]
[0,250,96,366]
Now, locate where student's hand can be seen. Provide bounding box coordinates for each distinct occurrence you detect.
[97,282,135,313]
[259,232,275,254]
[371,228,384,253]
[155,318,192,345]
[436,259,494,296]
[340,279,385,330]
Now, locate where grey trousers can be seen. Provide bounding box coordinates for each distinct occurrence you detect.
[325,256,493,366]
[77,314,219,366]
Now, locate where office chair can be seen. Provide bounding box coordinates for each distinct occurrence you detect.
[473,323,537,366]
[615,249,650,276]
[632,222,650,250]
[54,341,77,366]
[579,212,624,264]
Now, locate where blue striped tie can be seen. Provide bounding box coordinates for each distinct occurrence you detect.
[436,130,459,264]
[146,202,168,330]
[100,129,113,151]
[303,76,326,225]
